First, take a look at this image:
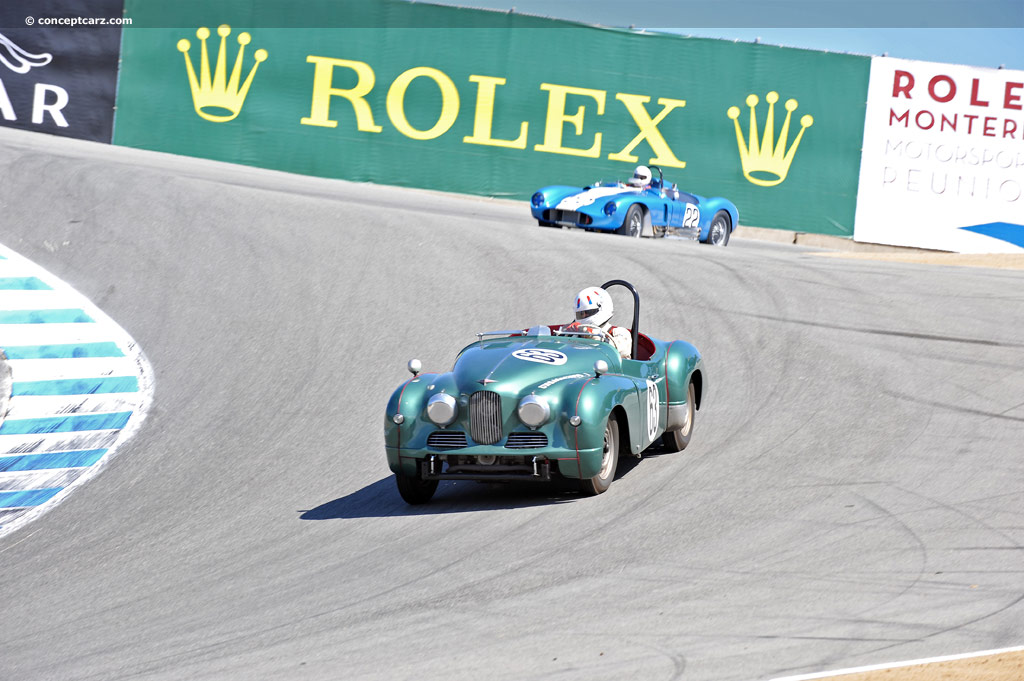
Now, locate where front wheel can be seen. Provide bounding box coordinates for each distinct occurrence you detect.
[395,469,439,504]
[580,417,619,496]
[617,205,643,238]
[704,211,731,246]
[661,381,695,452]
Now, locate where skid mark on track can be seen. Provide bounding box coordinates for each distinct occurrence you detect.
[0,243,153,538]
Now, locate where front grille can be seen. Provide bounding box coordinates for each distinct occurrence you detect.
[427,431,468,449]
[470,391,503,445]
[505,432,549,449]
[546,209,582,224]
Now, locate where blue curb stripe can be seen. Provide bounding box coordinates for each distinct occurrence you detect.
[0,309,95,324]
[0,449,108,472]
[0,488,63,508]
[0,412,132,435]
[2,342,126,359]
[0,277,52,290]
[12,376,139,396]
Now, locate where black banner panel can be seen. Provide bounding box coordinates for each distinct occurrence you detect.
[0,0,125,142]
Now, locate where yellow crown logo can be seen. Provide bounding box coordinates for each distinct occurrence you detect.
[177,25,267,123]
[727,92,813,187]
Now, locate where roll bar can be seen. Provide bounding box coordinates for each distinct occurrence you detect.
[601,279,639,360]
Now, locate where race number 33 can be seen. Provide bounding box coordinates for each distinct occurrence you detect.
[512,348,568,365]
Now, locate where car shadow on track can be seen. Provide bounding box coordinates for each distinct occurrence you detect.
[299,448,662,520]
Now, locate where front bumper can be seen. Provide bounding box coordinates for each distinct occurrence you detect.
[532,206,620,231]
[386,444,604,480]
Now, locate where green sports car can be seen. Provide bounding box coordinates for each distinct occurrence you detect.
[384,280,705,504]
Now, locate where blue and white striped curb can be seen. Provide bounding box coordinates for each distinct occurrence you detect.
[0,244,153,538]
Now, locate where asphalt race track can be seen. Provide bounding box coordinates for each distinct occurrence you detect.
[1,127,1023,681]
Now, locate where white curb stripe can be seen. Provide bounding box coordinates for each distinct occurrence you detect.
[4,394,142,419]
[6,357,140,381]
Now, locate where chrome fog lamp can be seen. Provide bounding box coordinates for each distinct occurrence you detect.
[392,413,405,425]
[517,395,550,429]
[426,392,458,426]
[569,415,582,427]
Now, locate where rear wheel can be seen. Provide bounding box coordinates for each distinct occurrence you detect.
[661,381,695,452]
[395,469,439,504]
[617,205,643,238]
[580,417,619,496]
[704,211,731,246]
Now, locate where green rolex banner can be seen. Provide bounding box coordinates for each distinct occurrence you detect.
[114,0,870,235]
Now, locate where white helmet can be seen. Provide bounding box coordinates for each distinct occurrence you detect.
[573,286,614,327]
[628,165,652,188]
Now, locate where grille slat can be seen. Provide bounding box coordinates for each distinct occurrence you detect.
[426,431,468,449]
[470,391,503,445]
[505,432,548,449]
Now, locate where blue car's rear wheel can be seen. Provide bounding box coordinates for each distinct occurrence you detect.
[704,211,731,246]
[617,205,643,238]
[580,417,619,496]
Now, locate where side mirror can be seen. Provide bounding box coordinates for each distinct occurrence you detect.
[408,359,422,376]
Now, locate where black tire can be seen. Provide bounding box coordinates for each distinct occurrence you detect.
[661,381,695,452]
[580,417,619,496]
[395,470,439,504]
[617,205,643,238]
[704,211,731,246]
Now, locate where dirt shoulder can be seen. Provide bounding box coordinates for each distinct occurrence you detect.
[736,226,1024,270]
[775,648,1024,681]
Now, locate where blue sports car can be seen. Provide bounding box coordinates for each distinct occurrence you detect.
[530,165,738,246]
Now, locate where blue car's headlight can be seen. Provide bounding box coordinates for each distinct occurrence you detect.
[532,192,544,207]
[603,201,617,216]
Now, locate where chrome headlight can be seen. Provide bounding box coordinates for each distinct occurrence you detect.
[517,395,550,429]
[532,192,544,207]
[426,393,458,426]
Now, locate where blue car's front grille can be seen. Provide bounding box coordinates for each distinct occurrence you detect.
[470,391,502,445]
[544,209,592,226]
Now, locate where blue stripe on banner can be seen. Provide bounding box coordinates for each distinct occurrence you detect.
[12,376,139,396]
[0,309,95,324]
[2,342,125,359]
[0,488,63,508]
[959,222,1024,248]
[0,412,132,435]
[0,449,107,472]
[0,277,52,290]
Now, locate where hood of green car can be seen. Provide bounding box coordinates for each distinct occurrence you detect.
[452,335,621,396]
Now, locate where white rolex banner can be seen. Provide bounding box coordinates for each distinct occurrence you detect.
[854,57,1024,253]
